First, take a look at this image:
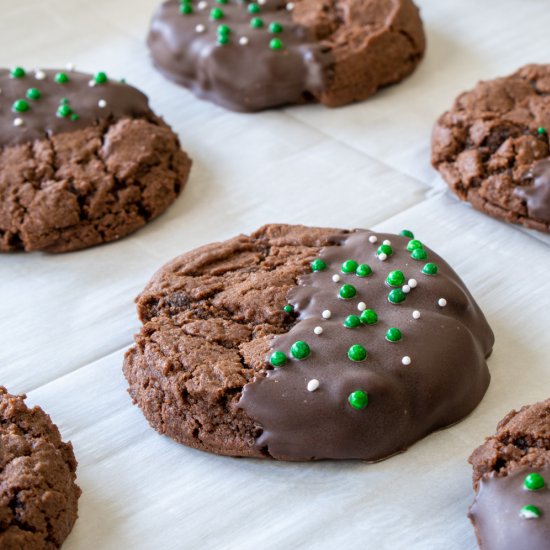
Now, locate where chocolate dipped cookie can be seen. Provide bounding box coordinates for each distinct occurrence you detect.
[123,224,493,461]
[432,64,550,234]
[147,0,426,112]
[468,398,550,550]
[0,387,80,549]
[0,67,191,252]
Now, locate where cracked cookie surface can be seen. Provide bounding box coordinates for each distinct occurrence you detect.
[0,387,80,549]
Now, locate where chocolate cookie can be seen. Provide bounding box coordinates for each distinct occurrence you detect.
[432,64,550,233]
[0,387,80,549]
[0,67,191,252]
[123,224,493,461]
[147,0,425,112]
[468,399,550,550]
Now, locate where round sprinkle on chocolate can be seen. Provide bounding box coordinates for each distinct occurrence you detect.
[198,1,207,9]
[348,344,367,362]
[438,298,447,307]
[26,88,41,100]
[56,104,72,118]
[250,16,263,28]
[248,3,260,14]
[402,285,411,294]
[378,253,388,261]
[311,258,327,272]
[180,4,193,14]
[402,356,412,365]
[13,118,23,127]
[408,279,418,288]
[217,24,230,36]
[210,7,224,19]
[322,309,332,319]
[524,473,546,491]
[217,34,230,45]
[12,99,30,113]
[519,505,541,519]
[307,379,320,392]
[400,229,414,238]
[412,310,421,319]
[270,351,287,367]
[54,72,69,84]
[412,248,428,261]
[10,67,26,78]
[386,270,405,287]
[313,326,323,335]
[407,239,423,252]
[98,99,107,108]
[356,264,372,277]
[341,259,358,273]
[94,72,108,84]
[383,240,392,246]
[332,274,341,283]
[286,2,295,10]
[269,38,284,50]
[339,284,357,300]
[388,289,406,304]
[196,24,206,33]
[239,37,249,46]
[344,315,361,329]
[34,70,46,80]
[357,302,367,312]
[538,127,547,136]
[368,235,378,244]
[348,390,369,410]
[423,262,439,276]
[386,327,402,342]
[360,309,378,325]
[377,244,393,257]
[283,304,293,313]
[291,340,311,360]
[269,22,283,34]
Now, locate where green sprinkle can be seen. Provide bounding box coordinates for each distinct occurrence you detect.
[386,327,402,342]
[270,351,287,367]
[12,99,30,113]
[269,38,283,50]
[290,340,310,360]
[355,264,372,277]
[59,97,69,105]
[70,113,79,121]
[180,2,192,12]
[411,248,428,261]
[360,309,378,325]
[538,127,547,136]
[269,22,283,34]
[210,7,224,19]
[520,505,541,519]
[94,72,108,84]
[10,67,26,78]
[216,0,229,3]
[524,473,546,491]
[377,244,393,256]
[250,17,263,28]
[247,2,260,13]
[26,88,41,100]
[56,104,72,118]
[343,315,361,329]
[283,304,293,313]
[407,239,424,252]
[341,259,358,273]
[422,263,438,276]
[217,24,230,35]
[386,270,405,287]
[348,390,369,410]
[400,229,414,238]
[348,344,367,362]
[311,258,327,272]
[388,289,406,304]
[339,284,357,300]
[217,34,230,45]
[54,72,69,84]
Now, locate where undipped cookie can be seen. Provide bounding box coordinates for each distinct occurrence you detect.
[468,398,550,550]
[147,0,426,112]
[123,224,493,461]
[0,67,192,252]
[432,64,550,233]
[0,387,80,549]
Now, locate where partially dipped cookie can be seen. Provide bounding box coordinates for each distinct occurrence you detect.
[147,0,426,112]
[432,64,550,234]
[468,398,550,549]
[123,224,493,461]
[0,67,191,252]
[0,387,80,549]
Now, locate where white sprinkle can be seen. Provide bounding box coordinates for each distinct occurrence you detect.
[13,118,23,127]
[438,298,447,308]
[314,326,323,335]
[195,23,206,33]
[66,62,76,71]
[402,285,411,294]
[239,36,249,46]
[88,79,96,87]
[197,0,208,9]
[34,70,46,80]
[98,99,107,108]
[408,278,418,288]
[368,235,378,244]
[307,379,320,392]
[402,356,412,366]
[520,508,540,519]
[378,253,387,261]
[357,302,367,312]
[258,0,267,4]
[412,310,421,319]
[286,2,295,10]
[383,239,391,246]
[332,274,341,283]
[322,310,332,319]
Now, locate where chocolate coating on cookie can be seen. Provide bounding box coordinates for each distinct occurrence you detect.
[0,68,151,146]
[468,398,550,550]
[147,0,425,112]
[123,225,493,461]
[432,64,550,233]
[239,230,493,460]
[0,387,80,549]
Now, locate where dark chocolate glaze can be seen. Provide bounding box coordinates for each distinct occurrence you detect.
[469,466,550,550]
[517,159,550,223]
[239,230,494,461]
[0,68,152,147]
[147,0,332,112]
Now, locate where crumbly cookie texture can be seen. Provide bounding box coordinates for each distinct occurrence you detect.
[0,387,80,549]
[124,224,493,461]
[148,0,425,112]
[432,64,550,233]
